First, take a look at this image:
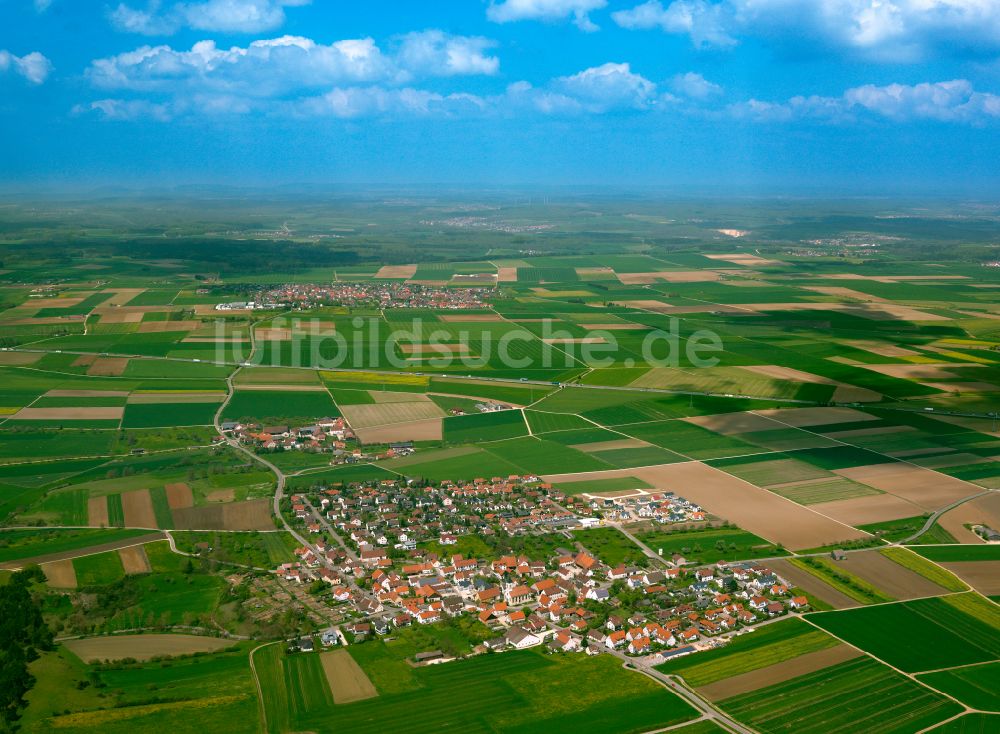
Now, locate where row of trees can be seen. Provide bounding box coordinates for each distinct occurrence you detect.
[0,567,53,732]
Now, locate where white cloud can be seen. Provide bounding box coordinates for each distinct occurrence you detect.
[0,50,52,84]
[110,0,310,36]
[34,0,53,12]
[613,0,735,47]
[394,30,499,78]
[670,71,722,99]
[487,0,607,31]
[73,98,173,121]
[613,0,1000,61]
[87,33,503,95]
[730,79,1000,123]
[552,62,657,111]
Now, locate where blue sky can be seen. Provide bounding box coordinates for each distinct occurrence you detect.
[3,0,1000,192]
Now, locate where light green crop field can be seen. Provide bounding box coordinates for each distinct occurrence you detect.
[719,656,962,734]
[260,646,698,734]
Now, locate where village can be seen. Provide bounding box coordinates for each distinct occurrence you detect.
[214,281,494,312]
[261,475,810,667]
[219,418,418,463]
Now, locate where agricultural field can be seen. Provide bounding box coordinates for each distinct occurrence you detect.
[808,593,1000,672]
[718,656,962,734]
[5,197,1000,734]
[259,646,698,734]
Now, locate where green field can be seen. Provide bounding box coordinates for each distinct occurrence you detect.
[21,644,259,734]
[925,714,1000,733]
[635,525,787,564]
[222,389,339,423]
[260,646,698,734]
[719,656,962,734]
[911,545,1000,562]
[171,530,299,568]
[878,547,968,592]
[808,593,1000,672]
[73,550,126,586]
[0,528,152,563]
[655,618,838,687]
[443,409,529,443]
[918,661,1000,712]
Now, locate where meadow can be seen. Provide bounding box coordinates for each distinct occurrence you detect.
[635,525,787,565]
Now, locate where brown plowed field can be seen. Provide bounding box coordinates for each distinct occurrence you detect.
[684,412,782,435]
[940,562,1000,595]
[356,418,443,443]
[698,644,863,701]
[838,550,949,599]
[321,649,378,704]
[543,462,869,550]
[65,634,232,663]
[118,545,151,574]
[87,358,129,376]
[171,499,272,531]
[136,320,201,333]
[121,489,158,528]
[42,559,78,589]
[165,483,194,509]
[767,559,860,609]
[835,463,977,511]
[13,407,123,420]
[375,264,417,278]
[754,407,877,427]
[87,496,110,527]
[809,493,924,525]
